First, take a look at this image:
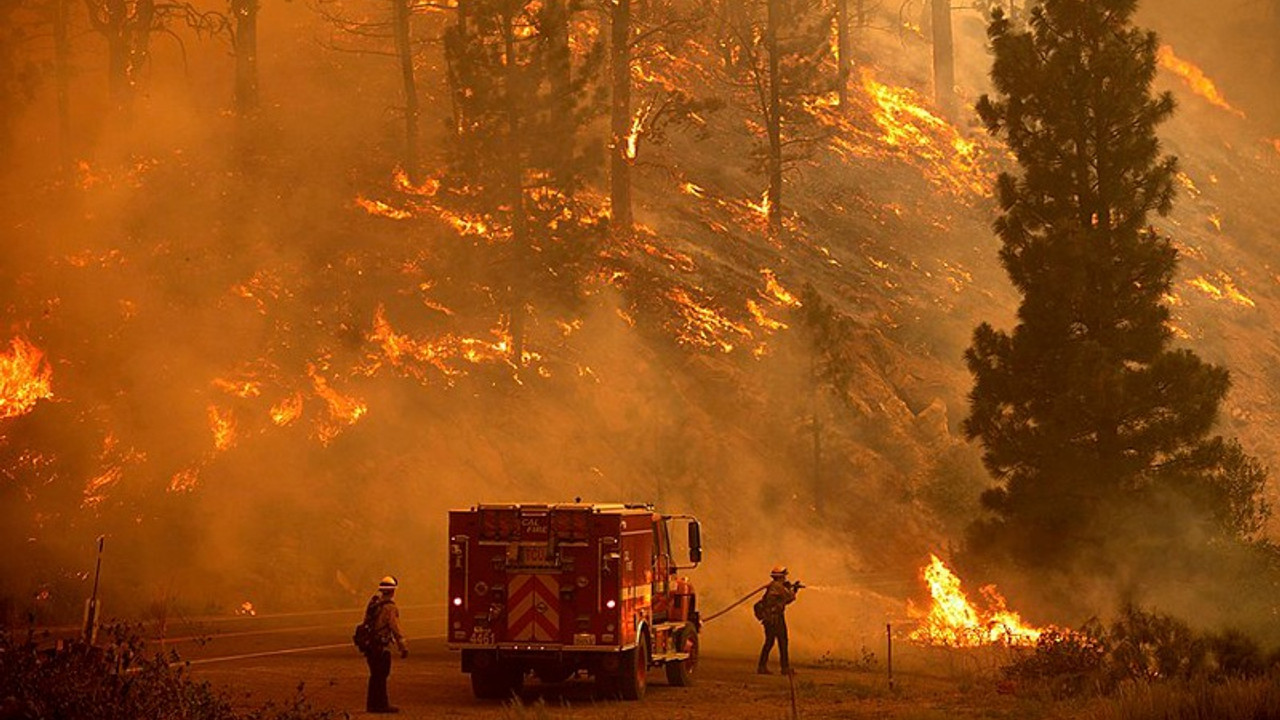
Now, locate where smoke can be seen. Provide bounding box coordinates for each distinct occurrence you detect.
[2,0,1279,667]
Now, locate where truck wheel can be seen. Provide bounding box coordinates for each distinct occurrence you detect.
[618,636,648,700]
[665,622,699,687]
[471,664,523,700]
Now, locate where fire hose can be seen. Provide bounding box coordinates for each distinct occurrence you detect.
[699,583,769,625]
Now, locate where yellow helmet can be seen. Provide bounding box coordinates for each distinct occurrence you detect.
[378,575,399,591]
[770,565,788,578]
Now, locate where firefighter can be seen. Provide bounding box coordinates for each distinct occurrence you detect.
[757,565,799,675]
[364,576,409,714]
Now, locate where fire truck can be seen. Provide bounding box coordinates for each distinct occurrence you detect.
[447,502,703,700]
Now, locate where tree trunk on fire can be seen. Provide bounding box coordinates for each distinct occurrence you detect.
[392,0,420,181]
[765,0,782,236]
[609,0,633,236]
[836,0,851,110]
[99,0,132,113]
[930,0,954,120]
[87,0,154,116]
[232,0,259,114]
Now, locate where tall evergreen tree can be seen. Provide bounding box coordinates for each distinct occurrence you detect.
[440,0,601,364]
[963,0,1268,575]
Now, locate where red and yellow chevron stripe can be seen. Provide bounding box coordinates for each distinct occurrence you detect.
[508,574,560,642]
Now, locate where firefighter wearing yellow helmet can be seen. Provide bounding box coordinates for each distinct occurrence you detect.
[364,575,409,713]
[757,565,801,675]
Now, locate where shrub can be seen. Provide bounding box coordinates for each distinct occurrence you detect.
[0,624,335,720]
[1003,628,1107,698]
[1001,606,1280,700]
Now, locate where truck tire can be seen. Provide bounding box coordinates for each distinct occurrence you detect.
[471,664,523,700]
[665,622,698,687]
[618,635,648,700]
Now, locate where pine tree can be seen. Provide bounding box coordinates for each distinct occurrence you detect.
[963,0,1268,575]
[440,0,601,364]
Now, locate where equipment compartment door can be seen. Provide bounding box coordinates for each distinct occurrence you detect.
[508,574,560,642]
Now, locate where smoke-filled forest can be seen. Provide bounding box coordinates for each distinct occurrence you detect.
[4,0,1280,672]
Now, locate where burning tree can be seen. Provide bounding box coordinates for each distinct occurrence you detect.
[713,0,832,236]
[963,1,1270,583]
[440,0,602,364]
[83,0,228,115]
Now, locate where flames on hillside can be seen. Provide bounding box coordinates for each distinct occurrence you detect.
[4,8,1271,619]
[1,337,54,421]
[1157,45,1244,118]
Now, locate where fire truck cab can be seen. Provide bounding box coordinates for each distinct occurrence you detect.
[447,502,703,700]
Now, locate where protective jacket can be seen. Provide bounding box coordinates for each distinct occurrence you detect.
[366,594,408,654]
[760,579,796,625]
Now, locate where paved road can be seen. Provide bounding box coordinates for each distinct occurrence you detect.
[174,607,886,719]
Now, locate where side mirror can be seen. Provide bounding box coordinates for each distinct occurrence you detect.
[687,521,702,564]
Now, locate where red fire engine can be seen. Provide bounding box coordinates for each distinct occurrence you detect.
[447,502,703,700]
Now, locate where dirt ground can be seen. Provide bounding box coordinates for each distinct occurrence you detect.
[187,621,1076,720]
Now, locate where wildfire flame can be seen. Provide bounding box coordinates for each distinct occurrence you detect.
[624,103,650,161]
[393,168,440,197]
[0,337,54,420]
[760,269,801,307]
[819,69,993,199]
[1188,273,1255,308]
[270,393,304,426]
[666,287,753,353]
[745,190,771,219]
[908,554,1044,647]
[308,364,367,445]
[208,405,237,451]
[365,304,521,383]
[355,196,413,220]
[1157,45,1244,118]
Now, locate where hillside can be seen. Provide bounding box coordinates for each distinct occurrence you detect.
[1,0,1279,654]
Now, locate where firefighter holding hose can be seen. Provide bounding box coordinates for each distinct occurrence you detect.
[756,565,802,675]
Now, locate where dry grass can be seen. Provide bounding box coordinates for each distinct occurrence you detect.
[1085,676,1280,720]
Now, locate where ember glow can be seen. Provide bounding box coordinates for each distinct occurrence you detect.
[908,555,1044,647]
[1157,45,1244,118]
[0,337,54,420]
